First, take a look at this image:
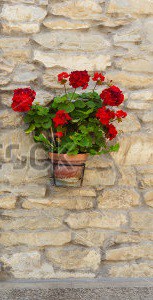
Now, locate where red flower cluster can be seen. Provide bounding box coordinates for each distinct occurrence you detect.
[92,72,105,84]
[69,70,90,90]
[116,110,127,119]
[106,124,118,140]
[53,110,72,128]
[96,107,115,125]
[100,85,124,106]
[58,72,69,84]
[55,132,63,138]
[11,88,36,112]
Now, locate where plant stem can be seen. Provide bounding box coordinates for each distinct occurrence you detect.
[50,126,55,146]
[93,82,97,93]
[71,88,76,101]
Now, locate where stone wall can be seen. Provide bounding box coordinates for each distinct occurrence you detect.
[0,0,153,279]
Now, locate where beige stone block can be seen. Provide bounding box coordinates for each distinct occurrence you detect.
[49,0,103,20]
[106,243,153,261]
[126,101,152,110]
[118,166,137,187]
[111,133,153,165]
[50,187,96,198]
[114,233,141,244]
[22,197,94,210]
[0,110,23,127]
[139,174,153,188]
[0,230,71,247]
[33,31,110,51]
[0,193,17,209]
[116,57,153,73]
[1,4,47,22]
[34,90,54,106]
[98,187,140,209]
[83,168,116,187]
[109,262,153,277]
[116,113,141,133]
[86,156,114,168]
[2,22,40,34]
[130,211,153,231]
[65,211,127,229]
[140,111,153,123]
[46,247,101,271]
[43,17,91,30]
[14,184,46,197]
[144,18,153,44]
[107,0,153,14]
[12,64,38,83]
[107,71,153,89]
[144,190,153,207]
[34,50,111,70]
[73,229,107,247]
[130,90,153,101]
[0,37,31,61]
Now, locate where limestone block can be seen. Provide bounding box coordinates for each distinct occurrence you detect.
[144,190,153,207]
[0,110,23,127]
[98,187,140,209]
[115,113,141,133]
[139,174,153,188]
[107,71,153,89]
[130,90,153,101]
[130,211,153,231]
[111,133,153,165]
[118,166,137,187]
[34,50,111,70]
[12,64,38,83]
[2,22,40,34]
[116,57,153,73]
[0,37,31,61]
[83,168,116,187]
[140,111,153,123]
[126,101,152,110]
[73,229,107,247]
[43,17,91,30]
[46,246,101,271]
[109,262,153,277]
[1,4,47,22]
[49,0,103,20]
[106,243,153,260]
[65,211,127,229]
[107,0,153,14]
[0,193,17,209]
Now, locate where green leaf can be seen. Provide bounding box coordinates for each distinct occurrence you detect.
[42,120,52,129]
[74,100,86,108]
[86,101,96,108]
[58,102,75,113]
[25,124,35,134]
[109,143,120,152]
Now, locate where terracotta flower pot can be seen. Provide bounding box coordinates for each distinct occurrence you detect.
[48,153,88,187]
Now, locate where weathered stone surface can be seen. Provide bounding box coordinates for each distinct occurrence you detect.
[139,174,153,188]
[73,229,106,247]
[42,68,64,89]
[107,71,153,89]
[2,22,40,34]
[118,166,137,187]
[22,197,94,210]
[144,18,153,44]
[126,100,152,110]
[43,17,91,30]
[130,211,153,231]
[49,0,103,20]
[1,4,47,22]
[0,110,23,127]
[109,262,153,277]
[111,134,153,165]
[106,243,153,261]
[144,190,153,207]
[116,57,153,73]
[33,90,54,106]
[46,247,101,271]
[130,90,153,101]
[0,230,71,247]
[0,37,31,61]
[0,184,46,198]
[50,187,96,198]
[140,111,153,123]
[107,0,153,14]
[12,64,38,83]
[116,113,141,133]
[83,168,116,186]
[98,187,140,209]
[86,156,114,168]
[34,51,111,70]
[0,193,17,209]
[65,211,127,229]
[33,31,110,52]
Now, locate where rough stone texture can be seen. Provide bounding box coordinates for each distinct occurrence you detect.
[46,247,101,271]
[98,187,140,209]
[65,211,127,229]
[0,0,153,281]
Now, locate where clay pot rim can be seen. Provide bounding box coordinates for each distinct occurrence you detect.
[48,152,89,162]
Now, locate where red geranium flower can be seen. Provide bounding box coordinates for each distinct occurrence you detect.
[106,124,118,140]
[100,85,124,106]
[69,70,90,90]
[55,132,64,138]
[96,106,115,125]
[116,110,127,118]
[53,110,72,128]
[92,72,105,84]
[11,88,36,112]
[58,72,69,84]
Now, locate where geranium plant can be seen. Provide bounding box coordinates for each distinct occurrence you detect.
[11,70,127,156]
